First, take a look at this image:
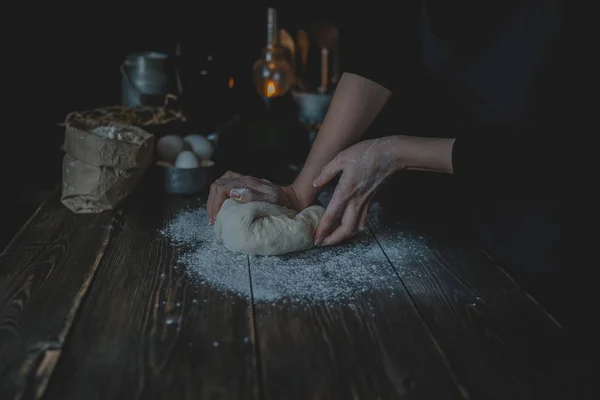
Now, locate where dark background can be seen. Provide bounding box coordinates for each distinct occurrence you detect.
[0,4,369,248]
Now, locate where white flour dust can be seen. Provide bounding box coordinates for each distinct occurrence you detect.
[160,202,428,305]
[90,125,146,144]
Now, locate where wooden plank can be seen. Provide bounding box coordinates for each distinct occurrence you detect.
[250,231,468,399]
[369,211,592,399]
[0,190,116,400]
[44,194,258,400]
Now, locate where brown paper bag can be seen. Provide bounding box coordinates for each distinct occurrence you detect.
[61,120,155,213]
[62,119,154,169]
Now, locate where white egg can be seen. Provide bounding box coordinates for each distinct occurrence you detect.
[183,134,214,161]
[156,135,186,162]
[174,150,200,169]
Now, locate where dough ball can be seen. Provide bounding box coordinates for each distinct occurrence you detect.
[215,199,325,256]
[174,150,200,169]
[183,134,214,161]
[156,135,187,162]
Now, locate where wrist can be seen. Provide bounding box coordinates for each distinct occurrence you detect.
[289,165,323,210]
[391,135,455,174]
[282,184,314,211]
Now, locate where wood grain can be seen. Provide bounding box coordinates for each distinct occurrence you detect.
[43,194,258,400]
[250,231,468,399]
[0,190,116,400]
[369,215,592,399]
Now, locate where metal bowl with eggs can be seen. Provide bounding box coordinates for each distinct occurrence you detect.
[155,133,217,194]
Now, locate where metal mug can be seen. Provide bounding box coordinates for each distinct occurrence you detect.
[121,51,181,107]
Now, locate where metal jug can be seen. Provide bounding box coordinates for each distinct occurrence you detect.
[121,51,181,107]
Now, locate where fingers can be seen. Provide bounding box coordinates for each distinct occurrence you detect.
[210,189,230,224]
[207,183,216,223]
[312,155,344,188]
[313,183,349,244]
[207,171,242,223]
[358,193,375,232]
[207,181,223,223]
[321,202,361,246]
[208,181,242,223]
[208,181,235,224]
[315,191,374,247]
[314,212,340,246]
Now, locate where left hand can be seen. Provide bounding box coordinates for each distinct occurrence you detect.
[206,171,303,224]
[312,137,404,246]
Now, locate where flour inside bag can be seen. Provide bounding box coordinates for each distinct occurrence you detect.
[61,119,155,213]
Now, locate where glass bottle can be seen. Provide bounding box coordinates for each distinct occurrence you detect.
[252,8,293,101]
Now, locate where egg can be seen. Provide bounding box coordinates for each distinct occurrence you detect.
[156,135,187,162]
[174,150,200,169]
[183,134,214,161]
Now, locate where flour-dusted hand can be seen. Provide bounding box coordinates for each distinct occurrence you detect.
[206,171,304,224]
[312,137,405,246]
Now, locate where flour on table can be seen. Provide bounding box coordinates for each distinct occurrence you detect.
[160,202,430,305]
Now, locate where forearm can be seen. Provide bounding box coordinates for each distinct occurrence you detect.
[393,135,455,174]
[292,73,392,208]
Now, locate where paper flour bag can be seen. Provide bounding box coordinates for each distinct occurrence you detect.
[61,119,154,213]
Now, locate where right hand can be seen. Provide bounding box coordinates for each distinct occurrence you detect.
[206,171,304,224]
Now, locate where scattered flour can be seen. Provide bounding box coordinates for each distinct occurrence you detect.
[160,202,429,305]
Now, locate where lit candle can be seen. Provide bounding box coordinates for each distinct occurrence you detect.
[265,80,277,98]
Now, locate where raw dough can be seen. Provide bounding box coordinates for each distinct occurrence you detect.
[215,199,325,256]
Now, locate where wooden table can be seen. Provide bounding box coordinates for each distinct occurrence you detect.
[0,181,592,400]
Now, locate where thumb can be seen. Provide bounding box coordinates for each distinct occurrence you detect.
[229,188,251,202]
[312,157,343,188]
[229,188,278,205]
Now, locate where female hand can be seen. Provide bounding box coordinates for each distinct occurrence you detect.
[206,171,304,224]
[312,137,404,246]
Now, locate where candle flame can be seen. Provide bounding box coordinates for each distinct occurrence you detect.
[228,77,234,88]
[266,81,276,97]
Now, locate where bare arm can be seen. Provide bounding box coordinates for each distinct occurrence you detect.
[206,72,391,223]
[291,72,392,209]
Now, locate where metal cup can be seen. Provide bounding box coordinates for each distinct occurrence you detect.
[121,51,179,107]
[162,160,216,194]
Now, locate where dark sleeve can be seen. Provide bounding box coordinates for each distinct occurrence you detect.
[452,9,563,196]
[452,119,560,195]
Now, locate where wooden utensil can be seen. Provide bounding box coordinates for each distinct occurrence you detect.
[278,29,295,68]
[295,29,309,91]
[319,48,328,93]
[296,29,309,75]
[311,21,340,91]
[278,29,304,90]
